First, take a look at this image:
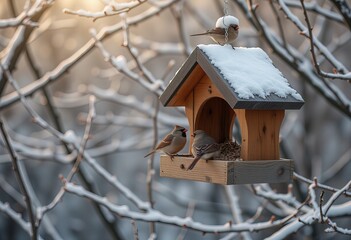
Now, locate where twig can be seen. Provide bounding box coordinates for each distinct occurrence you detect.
[0,201,41,239]
[319,191,325,223]
[322,148,351,183]
[171,2,192,56]
[0,0,52,96]
[66,95,95,181]
[325,218,351,235]
[323,180,351,216]
[64,182,306,234]
[238,0,351,117]
[63,0,147,22]
[293,172,351,197]
[289,0,351,81]
[224,186,252,240]
[0,119,37,240]
[269,0,288,52]
[37,96,96,222]
[329,0,351,30]
[146,99,160,235]
[284,0,344,24]
[131,220,139,240]
[176,201,195,240]
[0,0,180,109]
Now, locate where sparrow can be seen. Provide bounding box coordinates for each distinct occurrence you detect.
[190,15,239,45]
[187,130,220,170]
[144,125,187,159]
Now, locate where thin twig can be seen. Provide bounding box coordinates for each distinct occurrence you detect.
[319,191,325,223]
[0,119,37,240]
[131,220,139,240]
[146,99,160,235]
[294,172,351,197]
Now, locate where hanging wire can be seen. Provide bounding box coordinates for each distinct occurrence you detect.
[223,0,229,43]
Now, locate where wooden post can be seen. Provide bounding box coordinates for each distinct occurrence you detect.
[235,109,285,161]
[185,92,194,154]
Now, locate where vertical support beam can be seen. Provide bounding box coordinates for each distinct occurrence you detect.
[236,109,285,160]
[185,91,194,154]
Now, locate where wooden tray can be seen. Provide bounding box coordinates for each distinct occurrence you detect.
[160,155,294,185]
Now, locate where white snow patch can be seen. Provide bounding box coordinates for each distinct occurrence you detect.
[113,55,127,69]
[62,130,77,144]
[198,44,303,100]
[216,16,239,28]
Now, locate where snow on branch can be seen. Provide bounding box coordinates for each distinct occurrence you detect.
[91,30,164,95]
[284,0,344,24]
[239,0,351,117]
[63,0,146,21]
[299,0,351,81]
[279,0,350,76]
[0,15,38,28]
[0,201,33,237]
[266,180,351,239]
[63,181,295,234]
[0,0,179,110]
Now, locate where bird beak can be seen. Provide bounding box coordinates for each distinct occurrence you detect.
[183,129,188,133]
[235,25,239,31]
[191,133,194,137]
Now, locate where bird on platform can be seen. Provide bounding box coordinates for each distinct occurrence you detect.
[190,15,239,45]
[144,125,187,159]
[187,130,220,170]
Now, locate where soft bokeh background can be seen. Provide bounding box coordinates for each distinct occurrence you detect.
[1,0,351,239]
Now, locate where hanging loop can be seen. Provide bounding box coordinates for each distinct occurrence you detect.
[223,0,229,43]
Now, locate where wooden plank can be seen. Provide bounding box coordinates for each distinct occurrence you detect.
[185,91,194,154]
[160,155,231,184]
[228,159,293,184]
[236,109,284,161]
[160,156,294,185]
[233,95,304,110]
[169,64,205,106]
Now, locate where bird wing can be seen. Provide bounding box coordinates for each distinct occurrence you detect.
[194,143,220,157]
[190,28,226,36]
[206,27,226,35]
[155,133,174,150]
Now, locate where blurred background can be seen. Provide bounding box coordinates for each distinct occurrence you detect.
[1,0,351,239]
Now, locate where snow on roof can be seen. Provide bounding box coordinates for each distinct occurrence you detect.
[198,44,303,101]
[215,16,239,28]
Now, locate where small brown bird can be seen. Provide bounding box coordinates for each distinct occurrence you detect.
[190,15,239,45]
[144,125,187,159]
[187,130,220,170]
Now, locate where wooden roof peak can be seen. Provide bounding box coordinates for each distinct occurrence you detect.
[160,46,304,110]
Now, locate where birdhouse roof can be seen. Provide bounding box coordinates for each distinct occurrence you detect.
[160,45,304,109]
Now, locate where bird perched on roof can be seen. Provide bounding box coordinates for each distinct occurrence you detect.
[187,130,220,170]
[190,15,239,45]
[144,125,187,159]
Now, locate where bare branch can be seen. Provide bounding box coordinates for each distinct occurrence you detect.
[0,119,37,239]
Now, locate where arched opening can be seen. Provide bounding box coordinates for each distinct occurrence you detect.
[194,97,235,144]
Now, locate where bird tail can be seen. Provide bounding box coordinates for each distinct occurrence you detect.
[144,150,155,158]
[190,33,207,37]
[187,156,201,170]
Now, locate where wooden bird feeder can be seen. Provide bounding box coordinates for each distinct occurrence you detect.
[159,45,304,185]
